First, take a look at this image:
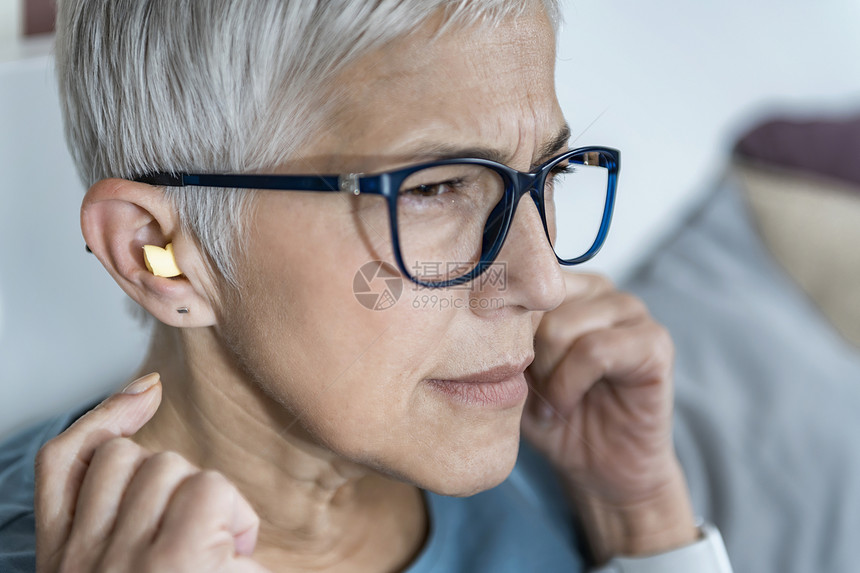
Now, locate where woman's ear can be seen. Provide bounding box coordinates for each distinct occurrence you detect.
[81,178,219,327]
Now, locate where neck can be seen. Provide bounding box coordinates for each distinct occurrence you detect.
[130,323,427,571]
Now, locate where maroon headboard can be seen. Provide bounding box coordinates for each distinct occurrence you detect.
[24,0,56,36]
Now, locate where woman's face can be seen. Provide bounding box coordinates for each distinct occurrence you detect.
[219,4,568,496]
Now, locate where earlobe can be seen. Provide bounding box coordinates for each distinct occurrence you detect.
[80,178,218,327]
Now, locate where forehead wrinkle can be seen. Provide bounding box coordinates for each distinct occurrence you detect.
[305,3,562,171]
[332,3,551,108]
[376,117,569,173]
[490,93,566,170]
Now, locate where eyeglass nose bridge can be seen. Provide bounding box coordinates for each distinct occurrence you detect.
[516,170,553,239]
[493,170,541,217]
[481,170,550,261]
[514,170,540,196]
[510,169,551,220]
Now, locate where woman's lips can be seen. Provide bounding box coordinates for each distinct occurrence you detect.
[425,361,531,409]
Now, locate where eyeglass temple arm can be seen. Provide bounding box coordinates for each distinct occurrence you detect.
[133,172,343,192]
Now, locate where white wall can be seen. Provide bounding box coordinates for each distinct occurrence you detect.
[0,54,151,440]
[1,0,860,438]
[0,0,20,44]
[561,0,860,279]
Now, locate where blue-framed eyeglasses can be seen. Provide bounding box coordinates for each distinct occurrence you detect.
[135,146,619,288]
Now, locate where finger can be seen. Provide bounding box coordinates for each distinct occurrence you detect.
[104,451,200,555]
[531,320,674,422]
[154,471,261,563]
[532,290,650,381]
[34,373,162,570]
[559,271,614,301]
[63,437,150,566]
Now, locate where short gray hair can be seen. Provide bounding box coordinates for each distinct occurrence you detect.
[55,0,561,288]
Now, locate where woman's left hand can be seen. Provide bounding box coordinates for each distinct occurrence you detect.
[521,272,698,563]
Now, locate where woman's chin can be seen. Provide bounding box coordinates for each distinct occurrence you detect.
[319,399,526,497]
[411,432,523,498]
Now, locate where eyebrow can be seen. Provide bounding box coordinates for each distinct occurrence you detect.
[536,123,572,165]
[400,123,572,170]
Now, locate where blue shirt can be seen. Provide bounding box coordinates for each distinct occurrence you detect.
[0,400,584,572]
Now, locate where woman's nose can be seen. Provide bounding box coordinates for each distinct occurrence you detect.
[477,193,566,313]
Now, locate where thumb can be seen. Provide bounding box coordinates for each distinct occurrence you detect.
[34,373,163,569]
[69,372,163,440]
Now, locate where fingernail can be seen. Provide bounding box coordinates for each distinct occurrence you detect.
[122,373,160,395]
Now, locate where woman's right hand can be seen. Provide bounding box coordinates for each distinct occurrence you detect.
[34,373,271,573]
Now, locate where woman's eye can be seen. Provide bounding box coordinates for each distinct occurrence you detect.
[405,183,447,197]
[546,163,575,185]
[402,179,462,198]
[550,163,575,178]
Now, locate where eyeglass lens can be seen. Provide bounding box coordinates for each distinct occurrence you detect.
[352,151,611,285]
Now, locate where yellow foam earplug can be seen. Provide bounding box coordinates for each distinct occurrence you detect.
[143,243,183,278]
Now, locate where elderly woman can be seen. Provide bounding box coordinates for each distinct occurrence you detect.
[0,1,733,572]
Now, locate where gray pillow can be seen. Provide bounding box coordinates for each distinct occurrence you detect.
[624,175,860,573]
